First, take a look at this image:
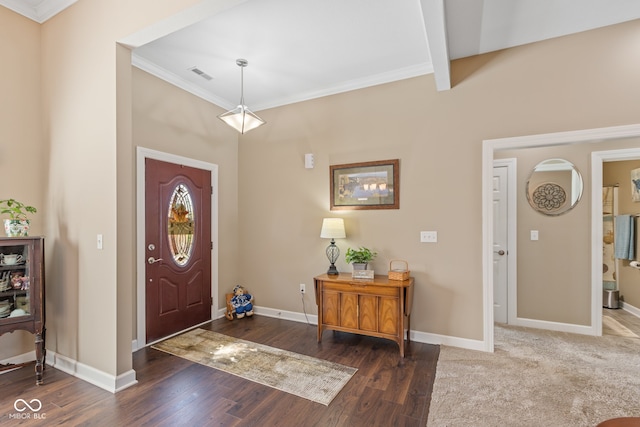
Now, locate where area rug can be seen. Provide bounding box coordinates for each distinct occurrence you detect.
[152,328,357,405]
[427,324,640,426]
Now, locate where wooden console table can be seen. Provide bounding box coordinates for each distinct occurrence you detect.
[314,273,414,357]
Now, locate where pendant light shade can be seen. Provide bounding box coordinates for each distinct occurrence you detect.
[218,105,265,134]
[218,59,265,134]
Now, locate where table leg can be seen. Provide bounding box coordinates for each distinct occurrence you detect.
[35,329,45,385]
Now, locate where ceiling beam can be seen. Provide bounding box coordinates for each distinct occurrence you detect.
[420,0,451,91]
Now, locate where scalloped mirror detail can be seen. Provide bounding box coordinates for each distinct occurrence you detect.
[167,184,195,266]
[526,159,583,216]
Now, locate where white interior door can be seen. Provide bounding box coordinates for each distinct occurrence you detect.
[493,166,509,323]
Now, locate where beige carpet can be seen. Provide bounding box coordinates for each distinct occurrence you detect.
[152,328,357,406]
[427,324,640,427]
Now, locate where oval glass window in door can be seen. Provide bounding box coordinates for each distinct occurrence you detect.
[167,184,195,266]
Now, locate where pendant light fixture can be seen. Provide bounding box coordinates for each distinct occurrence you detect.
[217,58,266,134]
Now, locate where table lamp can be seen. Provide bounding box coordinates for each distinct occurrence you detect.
[320,218,346,275]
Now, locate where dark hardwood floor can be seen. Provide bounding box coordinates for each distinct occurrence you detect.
[0,316,439,426]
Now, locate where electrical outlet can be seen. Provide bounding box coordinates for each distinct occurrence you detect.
[299,283,306,294]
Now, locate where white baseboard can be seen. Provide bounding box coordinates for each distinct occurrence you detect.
[252,305,318,325]
[622,301,640,318]
[220,305,486,352]
[510,317,596,335]
[46,351,137,393]
[511,305,640,336]
[409,329,486,351]
[1,349,137,393]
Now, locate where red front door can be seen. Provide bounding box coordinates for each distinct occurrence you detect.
[145,158,212,343]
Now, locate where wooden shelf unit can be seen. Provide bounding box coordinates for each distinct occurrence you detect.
[0,236,45,384]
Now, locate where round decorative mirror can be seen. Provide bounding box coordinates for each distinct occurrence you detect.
[526,158,583,216]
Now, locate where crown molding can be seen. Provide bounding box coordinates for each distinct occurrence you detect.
[0,0,78,23]
[133,52,433,112]
[251,63,434,111]
[131,53,232,110]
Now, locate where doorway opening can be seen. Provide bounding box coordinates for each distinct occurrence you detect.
[482,124,640,352]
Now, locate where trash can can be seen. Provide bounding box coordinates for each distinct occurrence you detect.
[603,289,620,309]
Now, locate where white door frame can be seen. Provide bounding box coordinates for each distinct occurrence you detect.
[482,124,640,352]
[134,147,219,351]
[592,148,640,311]
[493,159,518,325]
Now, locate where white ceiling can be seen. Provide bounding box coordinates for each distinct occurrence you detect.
[3,0,640,111]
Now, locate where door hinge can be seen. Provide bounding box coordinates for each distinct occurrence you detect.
[210,297,213,306]
[211,241,213,250]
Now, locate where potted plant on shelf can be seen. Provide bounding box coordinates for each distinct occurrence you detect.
[0,199,37,237]
[345,246,377,270]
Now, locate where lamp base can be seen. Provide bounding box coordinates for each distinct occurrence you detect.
[325,239,340,275]
[327,264,339,275]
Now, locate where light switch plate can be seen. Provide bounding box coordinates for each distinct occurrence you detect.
[420,231,438,243]
[530,230,539,241]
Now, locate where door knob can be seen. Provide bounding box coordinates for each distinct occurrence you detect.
[147,257,163,264]
[494,250,505,256]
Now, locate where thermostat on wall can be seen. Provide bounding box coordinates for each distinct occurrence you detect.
[305,153,314,169]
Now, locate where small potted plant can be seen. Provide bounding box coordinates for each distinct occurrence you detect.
[345,246,377,270]
[0,199,37,237]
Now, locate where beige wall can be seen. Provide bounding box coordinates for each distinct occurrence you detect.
[26,0,205,377]
[1,0,640,380]
[238,19,640,340]
[603,160,640,308]
[0,7,45,360]
[497,139,640,325]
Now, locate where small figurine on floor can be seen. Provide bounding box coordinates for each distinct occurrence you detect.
[231,285,254,318]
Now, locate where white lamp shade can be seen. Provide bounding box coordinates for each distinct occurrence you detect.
[218,105,266,134]
[320,218,346,239]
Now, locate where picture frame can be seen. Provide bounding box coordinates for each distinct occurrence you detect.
[632,168,640,202]
[330,159,399,210]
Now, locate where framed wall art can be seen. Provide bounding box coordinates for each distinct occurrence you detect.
[631,167,640,202]
[330,159,399,210]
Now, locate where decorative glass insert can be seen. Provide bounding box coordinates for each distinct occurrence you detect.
[0,243,30,317]
[167,184,195,266]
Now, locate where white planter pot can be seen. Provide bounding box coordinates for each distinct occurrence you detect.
[4,219,30,237]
